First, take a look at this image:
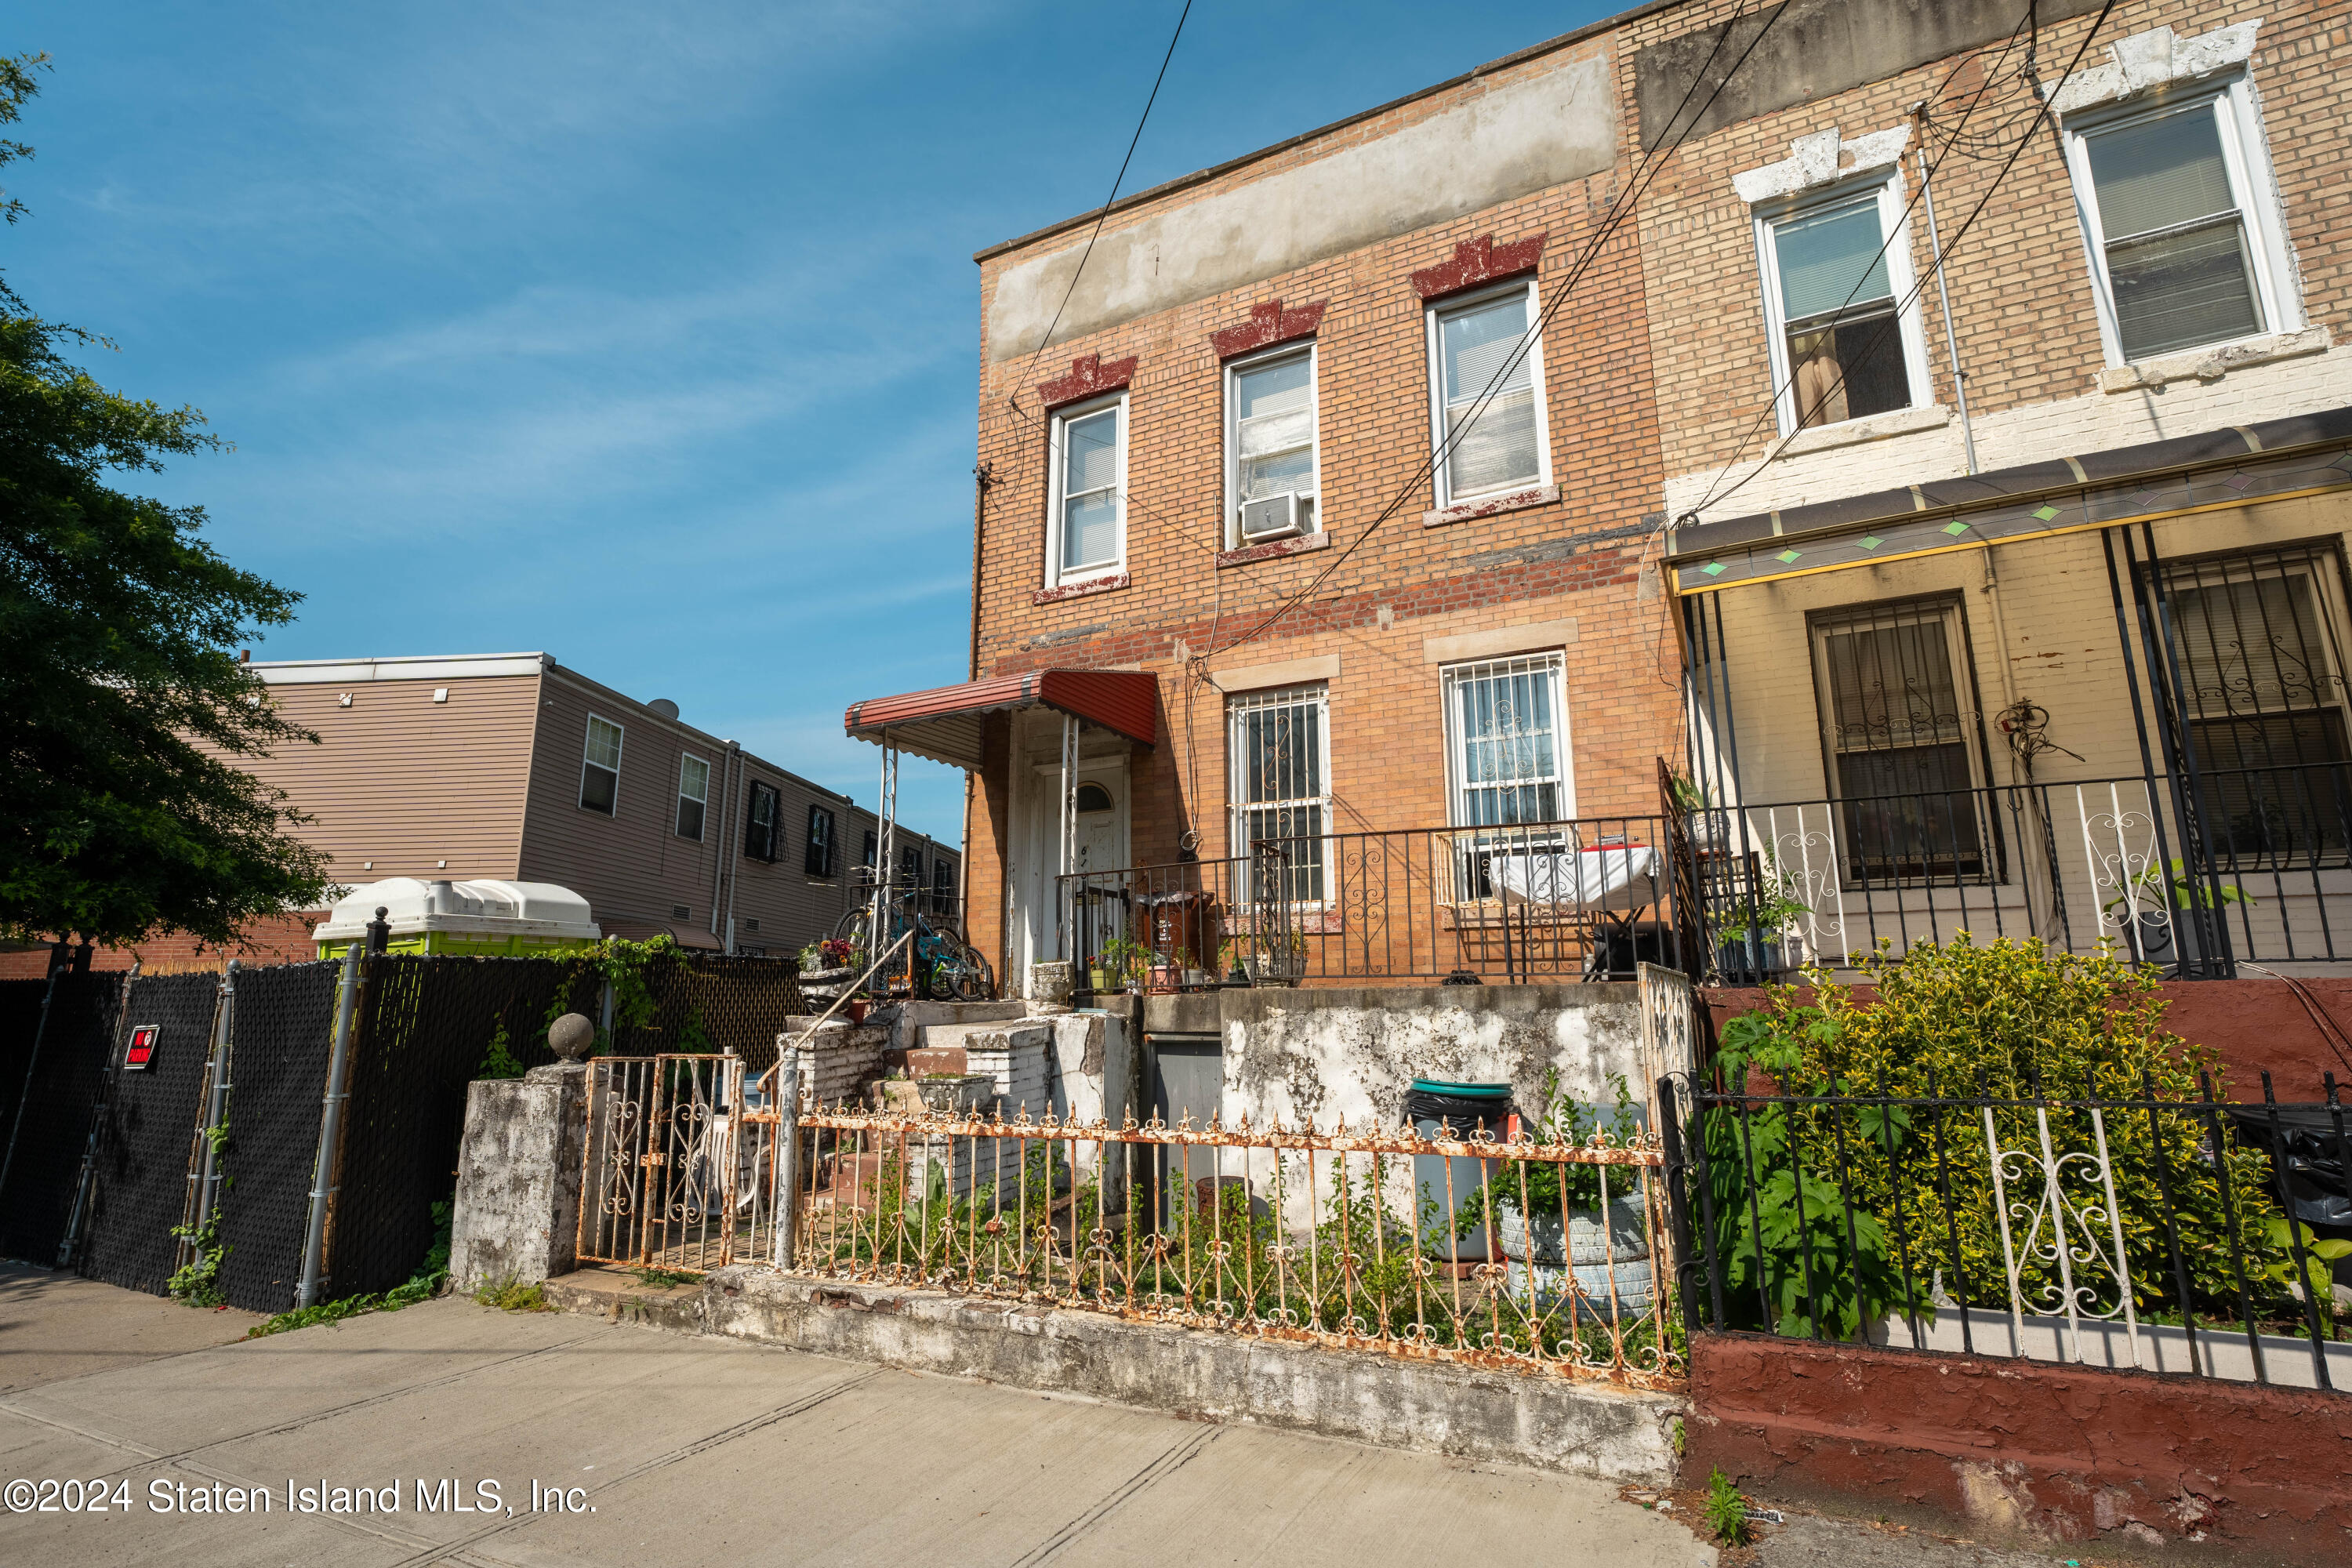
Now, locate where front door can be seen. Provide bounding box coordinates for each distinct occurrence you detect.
[1019,754,1129,973]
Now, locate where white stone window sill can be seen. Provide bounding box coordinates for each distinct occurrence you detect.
[1777,404,1951,458]
[2097,326,2333,393]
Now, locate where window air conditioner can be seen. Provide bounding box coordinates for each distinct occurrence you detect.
[1239,492,1301,543]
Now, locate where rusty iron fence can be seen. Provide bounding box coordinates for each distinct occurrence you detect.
[580,1049,1685,1388]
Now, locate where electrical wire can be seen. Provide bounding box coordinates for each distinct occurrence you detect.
[1182,0,1795,679]
[1014,0,1195,397]
[1682,0,2121,527]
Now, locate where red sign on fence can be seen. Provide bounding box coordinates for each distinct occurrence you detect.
[124,1024,160,1071]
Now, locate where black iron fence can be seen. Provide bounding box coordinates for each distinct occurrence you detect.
[1058,811,1707,991]
[1657,1068,2352,1392]
[1050,758,2352,989]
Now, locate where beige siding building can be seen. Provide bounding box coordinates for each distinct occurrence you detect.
[230,652,958,962]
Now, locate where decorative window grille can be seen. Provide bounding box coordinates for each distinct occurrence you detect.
[674,754,709,840]
[743,782,780,862]
[1226,345,1317,543]
[1228,684,1330,904]
[2069,86,2288,363]
[580,716,623,815]
[1047,394,1125,583]
[804,805,837,877]
[1755,179,1926,434]
[1426,282,1548,505]
[2158,542,2352,866]
[1809,598,1997,885]
[1442,654,1571,828]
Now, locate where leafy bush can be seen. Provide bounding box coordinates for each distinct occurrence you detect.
[1710,936,2303,1338]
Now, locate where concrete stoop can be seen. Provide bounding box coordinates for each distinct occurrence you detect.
[540,1264,1685,1486]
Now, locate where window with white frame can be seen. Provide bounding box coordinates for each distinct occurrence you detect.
[2066,83,2295,365]
[1225,344,1318,545]
[1045,393,1126,585]
[1228,684,1330,904]
[579,716,622,815]
[674,753,709,840]
[1755,178,1928,434]
[1441,655,1571,829]
[1426,281,1549,506]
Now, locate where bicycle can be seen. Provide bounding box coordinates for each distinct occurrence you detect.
[831,884,996,1001]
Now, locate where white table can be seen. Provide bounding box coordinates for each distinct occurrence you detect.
[1486,842,1664,913]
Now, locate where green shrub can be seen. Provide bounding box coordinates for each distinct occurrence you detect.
[1711,936,2303,1338]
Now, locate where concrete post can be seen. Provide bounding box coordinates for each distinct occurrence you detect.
[772,1046,801,1271]
[448,1012,597,1293]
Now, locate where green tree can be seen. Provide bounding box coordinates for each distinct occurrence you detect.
[2,54,328,950]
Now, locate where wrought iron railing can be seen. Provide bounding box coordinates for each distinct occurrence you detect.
[1657,1068,2352,1391]
[579,1050,1684,1387]
[1056,811,1704,989]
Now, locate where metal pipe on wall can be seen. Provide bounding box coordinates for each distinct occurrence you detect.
[189,960,238,1237]
[1915,134,1980,476]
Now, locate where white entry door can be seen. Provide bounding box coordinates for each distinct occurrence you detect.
[1021,757,1128,971]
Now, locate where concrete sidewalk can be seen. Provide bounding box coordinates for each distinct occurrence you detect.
[0,1265,2057,1567]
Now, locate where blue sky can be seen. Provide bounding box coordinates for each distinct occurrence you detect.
[7,0,1607,840]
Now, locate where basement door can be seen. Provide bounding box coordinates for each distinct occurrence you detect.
[1145,1033,1223,1231]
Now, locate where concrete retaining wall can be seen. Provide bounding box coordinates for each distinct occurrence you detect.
[540,1264,1684,1486]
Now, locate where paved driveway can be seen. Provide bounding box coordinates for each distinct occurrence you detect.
[0,1264,2056,1567]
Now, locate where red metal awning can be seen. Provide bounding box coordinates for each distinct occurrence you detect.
[844,669,1158,771]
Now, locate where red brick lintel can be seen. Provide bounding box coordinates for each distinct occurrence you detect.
[1410,233,1548,301]
[1216,530,1333,569]
[1210,299,1329,360]
[1037,354,1138,410]
[1031,571,1131,606]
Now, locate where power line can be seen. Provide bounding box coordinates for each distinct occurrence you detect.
[1014,0,1195,397]
[1187,0,1794,674]
[1682,0,2122,526]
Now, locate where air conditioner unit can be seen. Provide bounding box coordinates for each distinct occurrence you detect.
[1239,492,1301,542]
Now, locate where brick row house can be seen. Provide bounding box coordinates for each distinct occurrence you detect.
[848,0,2352,994]
[3,652,958,978]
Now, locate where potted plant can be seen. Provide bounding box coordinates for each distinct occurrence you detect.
[1490,1072,1654,1320]
[1243,930,1308,985]
[2103,858,2252,970]
[1715,856,1809,982]
[1098,936,1149,993]
[1180,948,1212,991]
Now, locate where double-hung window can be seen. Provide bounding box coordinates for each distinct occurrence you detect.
[674,753,709,840]
[804,805,837,877]
[1225,345,1318,545]
[1809,598,1995,885]
[1228,684,1330,904]
[931,857,956,914]
[1442,655,1571,829]
[1426,281,1549,506]
[579,717,623,815]
[1756,179,1927,434]
[743,782,780,862]
[1045,393,1126,586]
[1441,655,1572,901]
[2067,84,2294,364]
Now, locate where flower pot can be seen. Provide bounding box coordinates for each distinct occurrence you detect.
[1087,967,1109,992]
[1148,964,1179,994]
[1496,1196,1654,1320]
[846,998,869,1025]
[1182,968,1210,990]
[1715,937,1784,984]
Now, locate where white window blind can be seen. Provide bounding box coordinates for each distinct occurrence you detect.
[1434,289,1542,501]
[2084,103,2263,359]
[1058,404,1122,575]
[1443,655,1569,828]
[1231,349,1316,534]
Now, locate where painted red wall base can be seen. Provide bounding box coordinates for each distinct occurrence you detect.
[1689,1334,2352,1563]
[1705,980,2352,1100]
[0,912,325,980]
